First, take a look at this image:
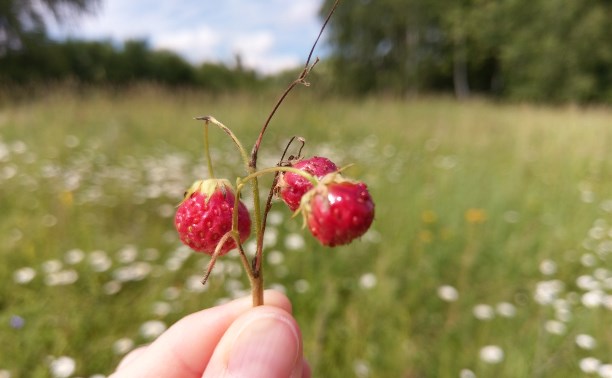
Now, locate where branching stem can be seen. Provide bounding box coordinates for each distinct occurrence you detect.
[194,115,250,172]
[240,166,318,188]
[196,0,341,307]
[249,0,341,170]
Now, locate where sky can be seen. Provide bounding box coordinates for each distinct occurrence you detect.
[49,0,326,75]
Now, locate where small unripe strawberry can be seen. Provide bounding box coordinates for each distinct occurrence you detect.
[301,175,374,247]
[278,156,338,211]
[175,179,251,255]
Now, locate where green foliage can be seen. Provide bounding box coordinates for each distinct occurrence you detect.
[321,0,452,94]
[496,0,612,102]
[195,62,260,92]
[0,0,99,51]
[0,37,265,91]
[320,0,612,102]
[1,87,612,376]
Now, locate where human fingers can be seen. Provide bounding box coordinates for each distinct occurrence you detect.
[203,305,304,378]
[302,359,312,378]
[114,345,147,371]
[110,290,292,378]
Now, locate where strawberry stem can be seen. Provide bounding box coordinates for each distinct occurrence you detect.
[236,167,319,307]
[201,231,236,285]
[203,123,215,178]
[251,272,264,306]
[235,239,260,305]
[194,117,264,278]
[244,2,339,307]
[234,178,264,306]
[236,167,316,307]
[248,0,341,169]
[240,166,318,187]
[194,1,340,308]
[194,116,250,172]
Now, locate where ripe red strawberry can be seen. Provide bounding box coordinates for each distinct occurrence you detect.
[278,156,338,211]
[175,179,251,255]
[301,175,375,247]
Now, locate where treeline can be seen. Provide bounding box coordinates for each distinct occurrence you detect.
[3,0,612,103]
[0,36,263,91]
[321,0,612,103]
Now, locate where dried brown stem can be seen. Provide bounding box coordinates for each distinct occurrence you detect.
[249,0,341,171]
[201,232,236,285]
[248,0,341,306]
[253,136,304,274]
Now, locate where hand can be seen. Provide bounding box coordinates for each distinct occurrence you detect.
[110,290,310,378]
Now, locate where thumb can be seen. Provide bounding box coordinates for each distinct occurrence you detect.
[203,306,305,378]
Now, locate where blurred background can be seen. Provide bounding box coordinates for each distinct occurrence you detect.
[1,1,612,377]
[2,0,612,101]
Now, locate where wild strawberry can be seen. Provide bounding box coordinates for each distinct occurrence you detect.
[301,175,375,247]
[175,178,251,255]
[278,156,338,211]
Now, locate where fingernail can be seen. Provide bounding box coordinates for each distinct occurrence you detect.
[227,312,300,377]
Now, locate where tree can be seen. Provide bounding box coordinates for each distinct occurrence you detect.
[493,0,612,102]
[321,0,453,95]
[0,0,99,53]
[321,0,612,102]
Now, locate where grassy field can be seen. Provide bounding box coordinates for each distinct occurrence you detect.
[1,85,612,377]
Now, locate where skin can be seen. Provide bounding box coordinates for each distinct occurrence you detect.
[110,290,310,378]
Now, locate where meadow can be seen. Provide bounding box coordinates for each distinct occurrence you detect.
[1,85,612,377]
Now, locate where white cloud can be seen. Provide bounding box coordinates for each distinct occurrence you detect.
[232,32,275,56]
[243,54,301,75]
[153,26,221,63]
[47,0,325,73]
[229,31,301,74]
[283,0,322,25]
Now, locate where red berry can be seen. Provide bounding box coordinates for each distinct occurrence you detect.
[278,156,338,211]
[175,179,251,255]
[302,175,375,247]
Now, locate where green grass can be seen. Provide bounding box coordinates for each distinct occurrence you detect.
[1,85,612,377]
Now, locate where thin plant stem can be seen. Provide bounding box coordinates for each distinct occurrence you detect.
[240,166,318,187]
[194,116,264,260]
[234,166,318,305]
[194,116,250,171]
[203,123,215,178]
[250,268,264,306]
[249,0,341,170]
[235,240,261,305]
[256,136,306,275]
[201,231,236,285]
[197,0,341,307]
[246,0,341,306]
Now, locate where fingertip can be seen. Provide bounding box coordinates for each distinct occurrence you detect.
[263,289,293,314]
[302,360,312,378]
[204,306,303,378]
[114,345,148,371]
[110,291,294,378]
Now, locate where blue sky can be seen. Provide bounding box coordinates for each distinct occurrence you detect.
[49,0,326,74]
